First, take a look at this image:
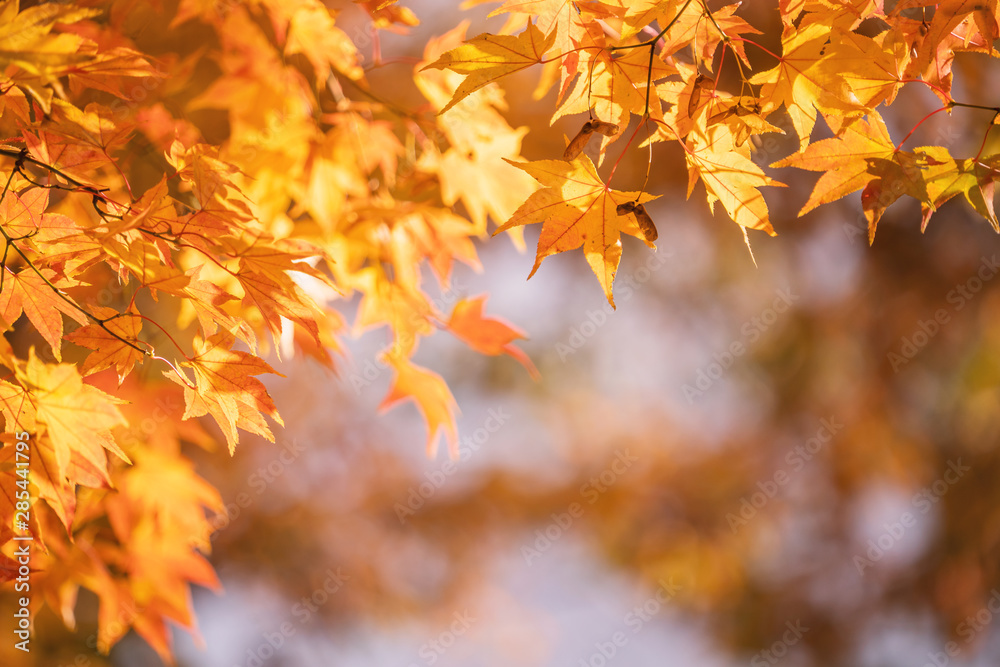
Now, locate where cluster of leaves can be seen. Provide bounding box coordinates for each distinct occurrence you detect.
[428,0,1000,304]
[0,0,539,661]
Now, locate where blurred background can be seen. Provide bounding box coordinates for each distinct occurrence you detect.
[9,1,1000,666]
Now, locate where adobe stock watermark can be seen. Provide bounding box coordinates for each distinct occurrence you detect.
[521,448,639,565]
[235,567,348,667]
[407,609,477,667]
[682,288,799,403]
[923,588,1000,667]
[853,459,970,575]
[727,416,843,533]
[394,407,511,523]
[750,112,795,167]
[210,438,308,535]
[577,577,682,667]
[750,620,809,666]
[887,255,1000,372]
[555,250,671,361]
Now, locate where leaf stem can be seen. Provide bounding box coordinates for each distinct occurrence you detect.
[136,314,192,359]
[974,113,998,162]
[730,36,781,61]
[895,105,952,151]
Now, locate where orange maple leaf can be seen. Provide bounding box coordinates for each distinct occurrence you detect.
[902,0,998,101]
[172,332,284,454]
[65,307,146,384]
[447,295,540,379]
[0,268,89,362]
[380,356,458,458]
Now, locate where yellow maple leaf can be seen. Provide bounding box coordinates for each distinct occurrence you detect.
[284,2,363,81]
[489,0,598,99]
[416,26,539,245]
[0,0,100,111]
[685,123,784,236]
[771,112,897,216]
[16,350,129,481]
[748,21,865,148]
[380,355,459,458]
[771,111,931,242]
[422,20,555,113]
[918,146,1000,231]
[495,155,658,307]
[354,268,435,358]
[554,44,675,132]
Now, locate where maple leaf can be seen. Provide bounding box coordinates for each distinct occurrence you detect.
[620,0,678,42]
[118,528,220,662]
[918,146,1000,231]
[685,123,784,236]
[170,331,284,454]
[821,29,904,108]
[630,0,761,69]
[749,21,866,148]
[166,141,251,219]
[110,447,224,554]
[22,101,137,180]
[101,449,223,662]
[233,238,332,352]
[65,306,146,383]
[354,269,435,358]
[284,2,363,81]
[488,0,592,98]
[103,238,191,299]
[447,295,540,379]
[902,0,999,100]
[0,378,36,434]
[422,20,555,113]
[771,113,898,216]
[0,268,89,362]
[356,0,420,30]
[106,175,175,236]
[859,152,932,240]
[16,349,129,481]
[703,96,783,148]
[554,43,676,132]
[380,355,459,457]
[369,207,481,292]
[416,28,539,242]
[65,47,165,99]
[0,1,100,111]
[771,112,928,241]
[24,434,85,533]
[178,269,250,346]
[0,186,46,239]
[495,155,659,307]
